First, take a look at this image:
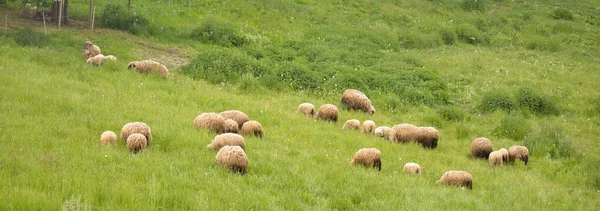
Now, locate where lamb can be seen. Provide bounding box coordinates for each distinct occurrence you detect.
[342,119,360,130]
[403,162,421,175]
[508,145,529,165]
[488,150,503,167]
[437,170,473,189]
[82,40,101,60]
[296,103,316,118]
[216,145,248,175]
[341,89,376,114]
[100,130,117,146]
[316,104,339,122]
[240,120,263,138]
[126,133,148,154]
[390,123,420,143]
[193,112,226,134]
[220,110,249,129]
[349,148,381,171]
[121,122,152,145]
[374,126,393,139]
[498,148,509,162]
[127,60,169,78]
[361,120,376,134]
[416,127,439,149]
[471,137,493,159]
[223,119,239,133]
[86,54,117,66]
[207,133,245,150]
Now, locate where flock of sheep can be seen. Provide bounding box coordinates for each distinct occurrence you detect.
[83,41,169,78]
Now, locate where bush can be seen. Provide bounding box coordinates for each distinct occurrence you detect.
[100,3,150,35]
[2,28,49,47]
[494,115,530,141]
[550,8,574,20]
[455,24,488,45]
[461,0,486,12]
[398,31,443,49]
[524,36,560,52]
[437,106,466,122]
[180,49,267,84]
[524,124,574,159]
[477,90,516,113]
[515,87,560,115]
[190,17,248,47]
[455,123,472,139]
[439,27,457,45]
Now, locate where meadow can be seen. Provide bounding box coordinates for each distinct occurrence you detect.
[0,0,599,210]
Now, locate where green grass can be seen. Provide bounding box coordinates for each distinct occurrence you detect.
[1,0,600,209]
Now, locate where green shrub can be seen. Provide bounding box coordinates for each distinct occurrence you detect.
[455,24,488,45]
[238,73,263,93]
[398,31,443,49]
[439,27,457,45]
[524,36,560,52]
[455,123,472,139]
[515,87,560,115]
[494,115,530,141]
[100,3,150,35]
[4,28,49,47]
[180,49,267,84]
[190,17,247,47]
[525,124,574,159]
[550,8,574,20]
[477,90,516,113]
[437,106,466,122]
[461,0,486,12]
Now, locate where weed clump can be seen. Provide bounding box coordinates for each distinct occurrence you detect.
[516,87,560,115]
[1,28,49,47]
[477,90,516,113]
[525,124,574,159]
[550,8,574,20]
[100,3,150,35]
[461,0,486,12]
[190,17,248,47]
[494,115,530,141]
[437,106,466,122]
[455,24,488,45]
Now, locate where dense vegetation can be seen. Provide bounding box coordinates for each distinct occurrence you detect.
[1,0,599,210]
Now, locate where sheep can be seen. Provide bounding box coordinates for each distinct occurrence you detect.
[296,103,316,118]
[193,112,226,134]
[342,119,360,130]
[437,170,473,189]
[498,148,509,162]
[100,130,117,146]
[216,145,248,175]
[416,127,439,149]
[316,104,339,122]
[471,137,493,159]
[220,110,249,129]
[82,40,101,60]
[207,133,245,150]
[126,133,148,154]
[341,89,376,114]
[240,120,263,138]
[390,123,420,143]
[374,126,393,139]
[361,120,376,134]
[127,60,169,78]
[86,54,117,66]
[223,119,239,133]
[349,148,381,171]
[121,122,152,145]
[508,145,529,165]
[403,162,421,175]
[488,150,503,167]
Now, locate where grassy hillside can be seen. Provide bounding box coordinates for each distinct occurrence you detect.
[1,0,599,210]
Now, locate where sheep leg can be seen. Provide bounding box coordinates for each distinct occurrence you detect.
[374,159,381,171]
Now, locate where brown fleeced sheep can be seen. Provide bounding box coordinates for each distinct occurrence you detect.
[342,119,361,130]
[316,104,339,122]
[223,119,239,133]
[126,133,148,153]
[100,130,117,146]
[391,123,420,143]
[489,151,503,167]
[193,112,226,134]
[416,127,439,149]
[340,89,376,114]
[121,122,152,145]
[240,120,263,138]
[437,170,473,189]
[220,110,249,129]
[362,120,376,134]
[508,145,529,165]
[127,60,169,78]
[403,162,421,175]
[296,103,316,118]
[374,126,393,139]
[82,40,101,60]
[471,137,493,159]
[350,148,381,171]
[207,133,245,150]
[498,148,509,162]
[216,145,248,175]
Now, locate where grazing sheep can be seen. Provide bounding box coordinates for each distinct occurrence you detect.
[437,170,473,189]
[127,60,169,78]
[316,104,339,122]
[350,148,381,171]
[391,123,420,143]
[403,162,422,175]
[374,126,393,139]
[342,119,361,130]
[488,151,503,167]
[416,127,439,149]
[498,148,509,162]
[82,40,101,60]
[361,120,376,134]
[223,119,239,133]
[126,133,148,153]
[220,110,249,129]
[207,133,245,150]
[341,89,376,114]
[100,130,117,146]
[193,112,226,134]
[121,122,152,145]
[104,55,117,61]
[216,145,248,175]
[297,103,316,118]
[508,145,529,165]
[240,120,263,138]
[86,54,117,66]
[471,137,493,159]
